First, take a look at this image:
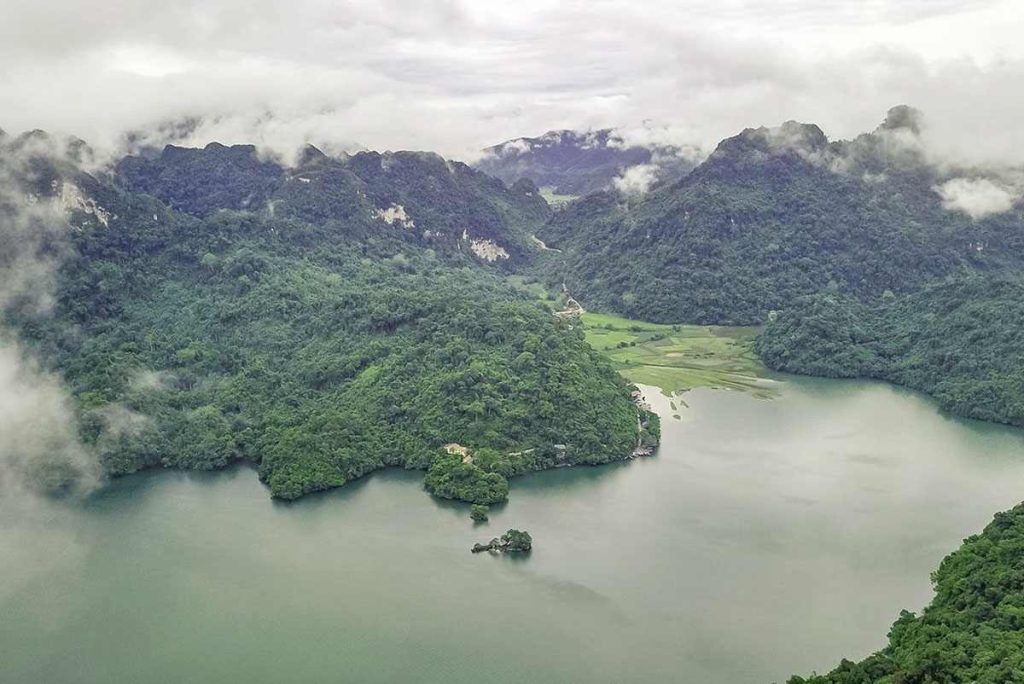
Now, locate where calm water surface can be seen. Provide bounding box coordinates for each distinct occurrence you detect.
[4,377,1024,683]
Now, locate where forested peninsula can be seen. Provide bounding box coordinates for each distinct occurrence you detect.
[2,133,643,503]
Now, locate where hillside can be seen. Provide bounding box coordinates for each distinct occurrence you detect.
[117,142,552,267]
[536,108,1024,325]
[786,502,1024,684]
[755,274,1024,428]
[1,133,641,502]
[474,129,698,197]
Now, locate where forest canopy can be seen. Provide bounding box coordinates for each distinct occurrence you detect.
[3,137,640,502]
[756,275,1024,428]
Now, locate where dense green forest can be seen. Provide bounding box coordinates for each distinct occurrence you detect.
[3,134,640,502]
[528,108,1024,442]
[117,141,550,265]
[536,108,1024,325]
[785,503,1024,684]
[756,275,1024,427]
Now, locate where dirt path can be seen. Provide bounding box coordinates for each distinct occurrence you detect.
[554,297,584,317]
[530,234,562,253]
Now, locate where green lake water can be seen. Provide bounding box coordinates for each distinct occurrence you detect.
[4,377,1024,683]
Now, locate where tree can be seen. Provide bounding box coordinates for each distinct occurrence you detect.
[501,529,532,551]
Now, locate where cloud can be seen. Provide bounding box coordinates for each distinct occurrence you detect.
[613,163,659,195]
[497,138,532,156]
[0,136,101,497]
[0,342,96,610]
[935,177,1020,219]
[0,136,162,607]
[0,464,90,606]
[0,1,1023,165]
[0,340,100,497]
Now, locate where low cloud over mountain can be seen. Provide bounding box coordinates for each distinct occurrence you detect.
[2,1,1024,166]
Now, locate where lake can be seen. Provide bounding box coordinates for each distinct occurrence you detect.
[4,376,1024,683]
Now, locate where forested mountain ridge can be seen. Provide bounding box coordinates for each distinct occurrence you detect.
[115,142,284,217]
[117,141,551,267]
[1,131,641,502]
[536,107,1024,325]
[756,274,1024,428]
[474,128,698,197]
[10,109,1024,508]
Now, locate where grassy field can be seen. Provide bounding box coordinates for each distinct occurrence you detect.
[504,274,554,302]
[581,312,777,397]
[539,187,579,207]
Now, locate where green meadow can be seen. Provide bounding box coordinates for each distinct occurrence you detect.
[538,187,579,206]
[581,312,776,397]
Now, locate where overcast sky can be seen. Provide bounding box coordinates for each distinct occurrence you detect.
[1,0,1023,164]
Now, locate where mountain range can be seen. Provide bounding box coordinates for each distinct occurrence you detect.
[0,130,640,502]
[7,106,1024,503]
[536,107,1024,324]
[6,106,1024,682]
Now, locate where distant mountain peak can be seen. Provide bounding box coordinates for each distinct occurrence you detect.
[776,121,828,149]
[711,121,829,163]
[296,143,328,166]
[534,106,1021,326]
[0,128,96,169]
[475,127,698,197]
[491,129,630,158]
[879,105,923,135]
[11,129,54,150]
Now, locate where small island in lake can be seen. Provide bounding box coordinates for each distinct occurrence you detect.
[470,504,489,522]
[472,529,532,554]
